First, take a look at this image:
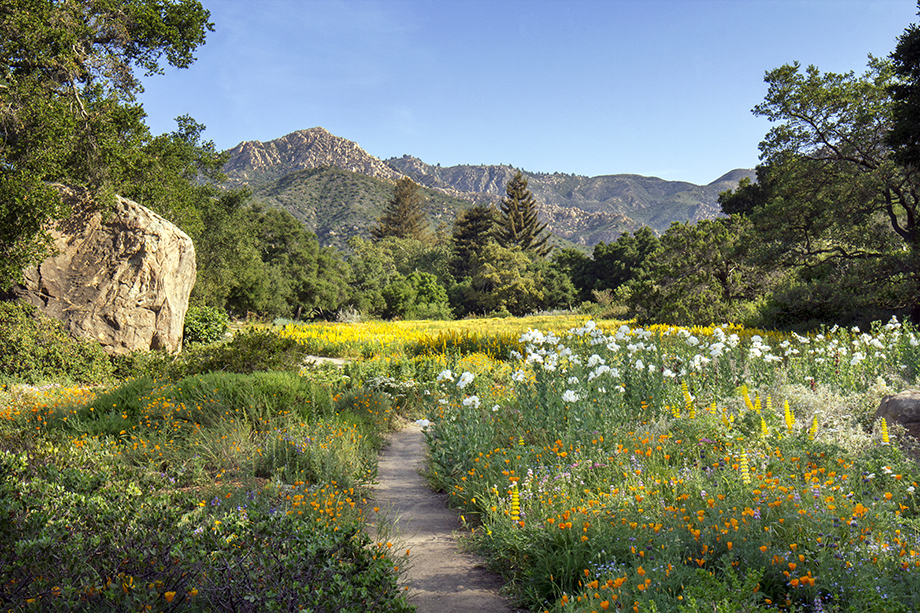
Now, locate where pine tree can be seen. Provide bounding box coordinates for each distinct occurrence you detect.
[449,204,498,278]
[371,177,428,241]
[496,171,551,257]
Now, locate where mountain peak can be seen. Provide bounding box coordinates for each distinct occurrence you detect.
[224,127,403,185]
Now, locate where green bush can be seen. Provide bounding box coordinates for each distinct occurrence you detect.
[181,328,311,375]
[183,305,229,345]
[0,300,113,384]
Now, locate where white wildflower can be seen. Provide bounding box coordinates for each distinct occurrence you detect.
[457,371,475,389]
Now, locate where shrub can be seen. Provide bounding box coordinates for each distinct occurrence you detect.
[0,300,113,384]
[183,305,230,345]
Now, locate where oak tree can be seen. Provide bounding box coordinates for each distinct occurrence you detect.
[0,0,213,289]
[722,57,920,323]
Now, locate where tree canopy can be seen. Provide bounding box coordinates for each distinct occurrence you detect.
[719,56,920,324]
[0,0,214,289]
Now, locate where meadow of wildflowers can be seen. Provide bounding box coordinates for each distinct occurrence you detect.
[424,318,920,612]
[5,315,920,612]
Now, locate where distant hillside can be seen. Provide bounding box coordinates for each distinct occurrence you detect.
[386,156,754,240]
[223,128,755,250]
[248,165,471,250]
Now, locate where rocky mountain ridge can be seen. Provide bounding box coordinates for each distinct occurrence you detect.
[224,127,403,186]
[223,128,754,248]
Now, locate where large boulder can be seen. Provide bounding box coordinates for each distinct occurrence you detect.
[875,389,920,442]
[15,185,196,355]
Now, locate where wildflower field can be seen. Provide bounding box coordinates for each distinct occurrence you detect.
[421,318,920,612]
[4,315,920,612]
[1,368,414,612]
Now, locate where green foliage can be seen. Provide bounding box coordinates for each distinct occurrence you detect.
[889,4,920,170]
[0,300,113,384]
[627,217,770,326]
[0,0,213,289]
[591,226,661,295]
[183,305,229,345]
[117,329,313,381]
[736,57,920,325]
[179,328,312,376]
[450,203,498,279]
[468,242,544,316]
[0,432,411,613]
[371,176,429,241]
[233,204,350,319]
[382,271,452,320]
[496,171,551,257]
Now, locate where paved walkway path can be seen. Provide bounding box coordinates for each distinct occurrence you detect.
[369,422,517,613]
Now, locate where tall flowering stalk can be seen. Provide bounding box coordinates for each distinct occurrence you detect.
[879,417,890,445]
[510,483,521,523]
[742,386,755,412]
[740,451,751,485]
[809,415,819,441]
[681,381,694,418]
[784,400,795,433]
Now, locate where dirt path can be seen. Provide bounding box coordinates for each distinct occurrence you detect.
[369,422,518,613]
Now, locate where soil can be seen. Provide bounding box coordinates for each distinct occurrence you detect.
[369,422,519,613]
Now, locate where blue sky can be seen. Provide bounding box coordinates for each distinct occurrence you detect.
[138,0,917,185]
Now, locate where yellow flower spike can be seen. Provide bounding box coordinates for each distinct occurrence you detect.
[741,385,754,412]
[809,415,819,441]
[880,417,890,445]
[761,416,769,439]
[754,393,762,414]
[681,381,694,417]
[740,452,751,485]
[766,395,773,414]
[510,483,521,523]
[709,401,718,415]
[784,400,795,433]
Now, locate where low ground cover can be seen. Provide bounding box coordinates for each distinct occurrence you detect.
[1,354,413,611]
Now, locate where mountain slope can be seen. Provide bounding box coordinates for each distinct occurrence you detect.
[224,127,403,188]
[385,156,753,239]
[223,128,754,250]
[246,166,471,250]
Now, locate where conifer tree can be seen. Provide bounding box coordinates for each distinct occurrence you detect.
[371,177,428,241]
[496,171,551,257]
[449,203,498,278]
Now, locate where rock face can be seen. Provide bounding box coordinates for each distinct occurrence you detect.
[224,127,404,186]
[16,186,196,355]
[875,390,920,441]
